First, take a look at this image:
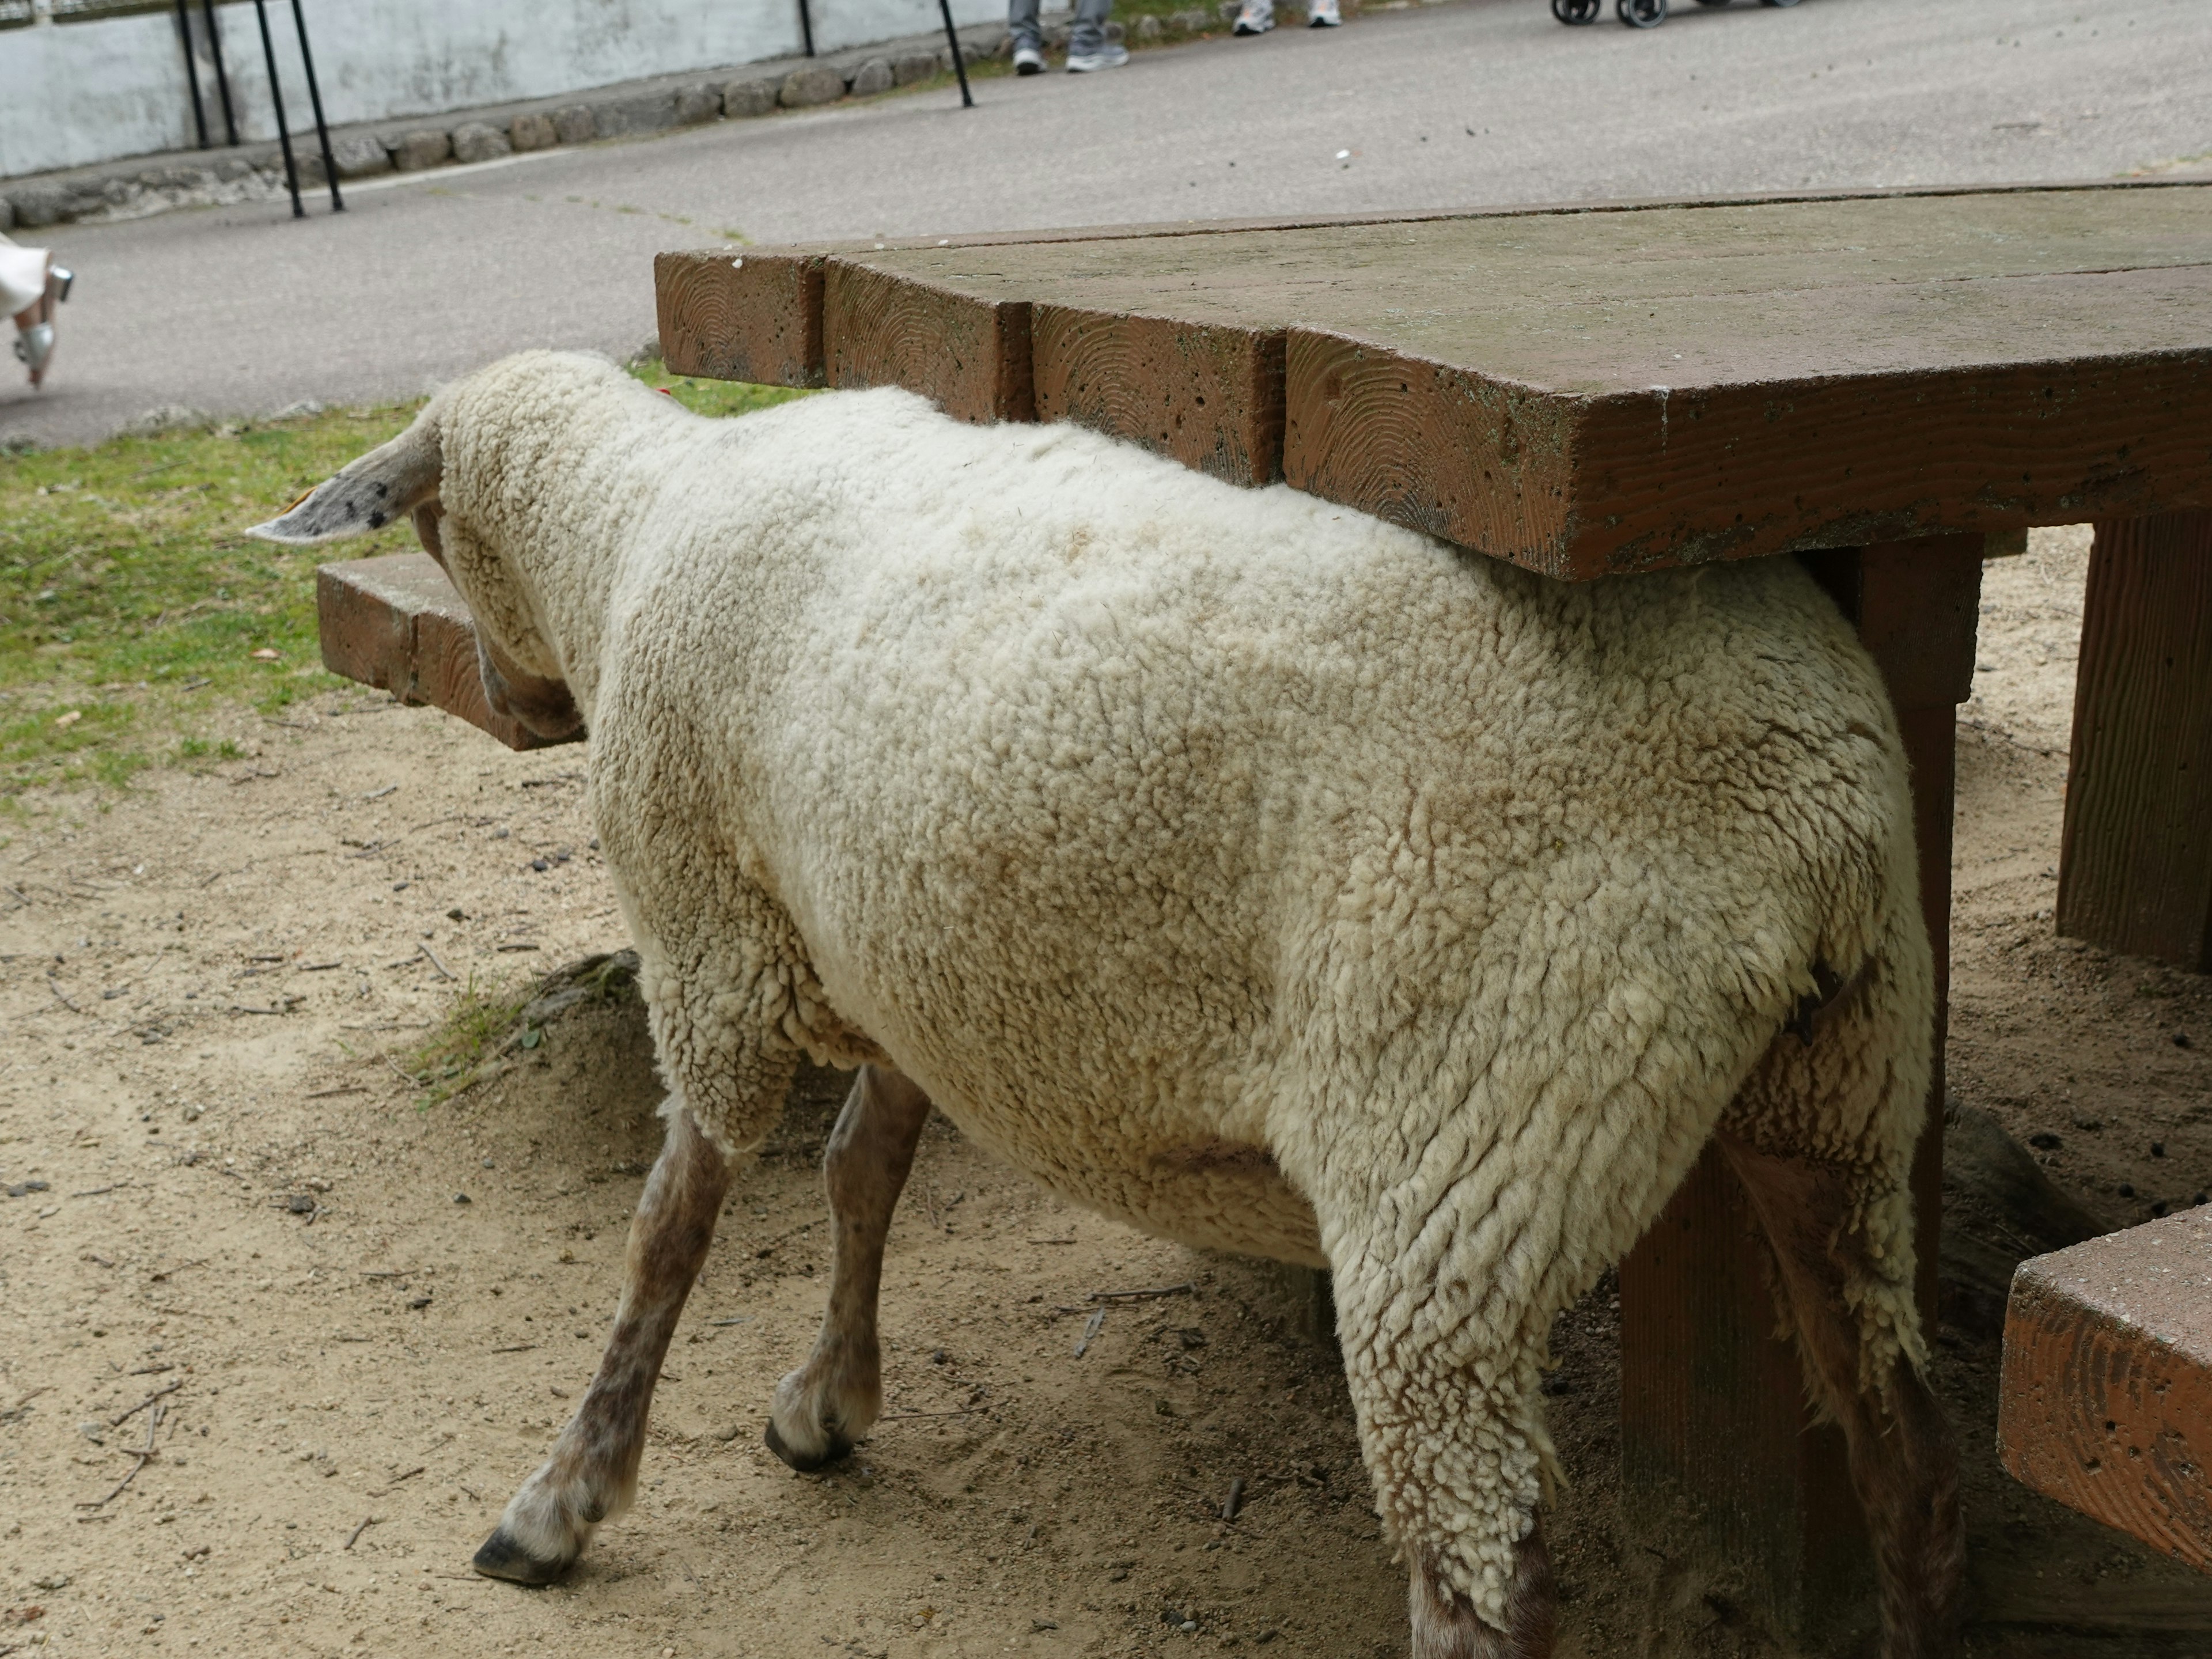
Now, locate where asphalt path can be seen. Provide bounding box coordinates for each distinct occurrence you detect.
[6,0,2209,447]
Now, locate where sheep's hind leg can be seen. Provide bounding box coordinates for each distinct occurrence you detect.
[1716,1137,1964,1659]
[765,1063,932,1471]
[473,1104,733,1585]
[1321,1244,1558,1657]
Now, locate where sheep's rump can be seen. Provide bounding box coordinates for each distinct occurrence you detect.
[611,391,1918,1270]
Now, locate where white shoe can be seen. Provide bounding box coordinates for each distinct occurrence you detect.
[1065,41,1128,70]
[1013,43,1046,74]
[1233,0,1275,33]
[14,321,54,381]
[1308,0,1341,22]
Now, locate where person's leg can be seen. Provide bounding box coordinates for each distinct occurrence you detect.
[13,252,54,389]
[1009,0,1047,70]
[1067,0,1108,54]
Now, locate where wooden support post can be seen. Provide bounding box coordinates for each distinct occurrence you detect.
[2056,510,2212,970]
[1619,536,1982,1646]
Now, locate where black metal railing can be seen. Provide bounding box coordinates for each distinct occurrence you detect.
[170,0,340,217]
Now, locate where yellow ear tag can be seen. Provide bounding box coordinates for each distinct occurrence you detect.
[282,486,316,513]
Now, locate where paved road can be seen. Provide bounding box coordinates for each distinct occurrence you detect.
[6,0,2209,447]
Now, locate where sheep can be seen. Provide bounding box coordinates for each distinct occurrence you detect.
[252,349,1963,1658]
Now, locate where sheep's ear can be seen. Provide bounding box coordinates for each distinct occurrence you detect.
[244,411,442,545]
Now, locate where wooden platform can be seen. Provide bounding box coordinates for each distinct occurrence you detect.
[316,553,578,752]
[2000,1209,2212,1573]
[658,181,2212,581]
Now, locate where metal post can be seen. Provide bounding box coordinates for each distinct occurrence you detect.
[250,0,304,219]
[938,0,974,108]
[199,0,238,146]
[288,0,343,212]
[175,0,210,149]
[797,0,814,55]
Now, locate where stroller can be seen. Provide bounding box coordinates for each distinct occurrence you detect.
[1554,0,1797,28]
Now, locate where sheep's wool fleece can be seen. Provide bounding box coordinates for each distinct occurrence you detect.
[431,353,1934,1627]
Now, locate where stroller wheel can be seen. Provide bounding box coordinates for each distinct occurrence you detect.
[1618,0,1666,24]
[1551,0,1603,22]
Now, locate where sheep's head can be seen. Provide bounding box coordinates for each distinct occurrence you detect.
[245,399,584,743]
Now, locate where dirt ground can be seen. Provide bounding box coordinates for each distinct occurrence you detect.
[4,525,2210,1659]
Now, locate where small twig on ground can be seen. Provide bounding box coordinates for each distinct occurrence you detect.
[148,1258,207,1283]
[1027,1237,1078,1245]
[1221,1477,1247,1522]
[1073,1308,1106,1358]
[344,1515,380,1550]
[369,1464,426,1497]
[381,1054,425,1090]
[80,1402,162,1508]
[305,1085,368,1100]
[362,783,399,801]
[44,975,81,1013]
[1,1385,54,1422]
[1087,1282,1195,1304]
[70,1183,130,1198]
[109,1379,183,1428]
[128,1363,175,1377]
[490,1344,535,1354]
[419,944,456,982]
[879,1406,985,1421]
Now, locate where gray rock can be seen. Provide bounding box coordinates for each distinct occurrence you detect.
[389,129,452,172]
[9,185,76,228]
[214,156,257,182]
[721,77,779,118]
[594,92,677,137]
[1136,14,1164,38]
[893,51,941,85]
[674,84,722,124]
[849,58,894,97]
[450,121,512,164]
[329,134,394,178]
[124,405,214,437]
[779,65,845,108]
[552,105,597,145]
[1170,6,1207,26]
[0,195,13,233]
[508,112,558,153]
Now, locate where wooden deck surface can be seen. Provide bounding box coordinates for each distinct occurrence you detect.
[658,181,2212,581]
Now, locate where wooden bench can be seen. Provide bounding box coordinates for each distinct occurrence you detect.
[319,179,2212,1638]
[2000,1210,2212,1571]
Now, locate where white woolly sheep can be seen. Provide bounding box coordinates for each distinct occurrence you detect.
[253,350,1962,1658]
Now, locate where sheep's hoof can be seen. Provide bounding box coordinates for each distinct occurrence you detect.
[763,1416,852,1474]
[471,1527,569,1586]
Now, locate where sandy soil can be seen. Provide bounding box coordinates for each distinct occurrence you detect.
[4,525,2211,1659]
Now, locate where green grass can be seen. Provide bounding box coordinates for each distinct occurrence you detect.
[0,362,805,801]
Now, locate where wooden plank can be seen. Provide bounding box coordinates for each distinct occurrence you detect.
[316,554,577,752]
[824,260,1033,423]
[1619,1147,1872,1640]
[1619,535,1980,1643]
[1998,1207,2212,1573]
[656,184,2212,580]
[2056,510,2212,970]
[656,249,825,387]
[1031,306,1285,486]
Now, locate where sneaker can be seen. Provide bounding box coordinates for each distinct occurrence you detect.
[1013,43,1047,74]
[1308,0,1341,22]
[1233,0,1275,33]
[1065,41,1129,70]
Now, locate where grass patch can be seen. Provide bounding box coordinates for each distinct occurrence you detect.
[400,949,641,1107]
[0,365,805,800]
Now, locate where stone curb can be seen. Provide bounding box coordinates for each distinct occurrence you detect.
[0,4,1313,233]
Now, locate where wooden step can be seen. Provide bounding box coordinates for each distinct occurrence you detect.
[1999,1207,2212,1573]
[316,552,579,751]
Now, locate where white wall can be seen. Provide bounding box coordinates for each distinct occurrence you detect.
[1,0,1002,179]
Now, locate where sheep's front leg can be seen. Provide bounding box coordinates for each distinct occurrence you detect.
[765,1063,932,1471]
[473,1104,732,1584]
